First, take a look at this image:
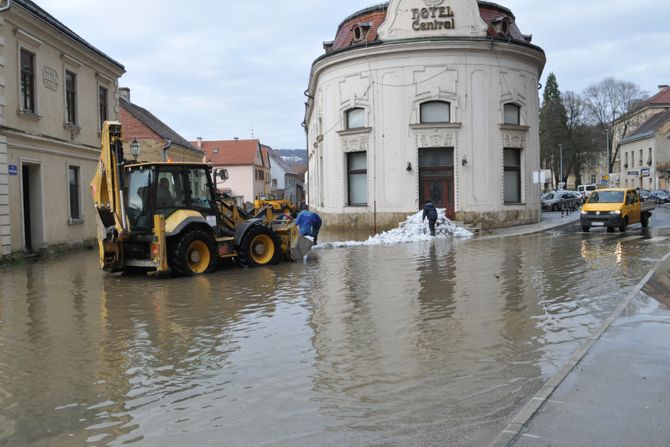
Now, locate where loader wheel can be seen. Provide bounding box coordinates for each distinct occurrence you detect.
[237,225,281,267]
[170,229,217,276]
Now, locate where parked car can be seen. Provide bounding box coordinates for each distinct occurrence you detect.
[541,191,580,211]
[640,189,652,201]
[564,190,584,205]
[650,190,670,204]
[577,184,598,200]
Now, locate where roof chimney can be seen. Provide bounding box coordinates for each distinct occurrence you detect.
[196,137,202,149]
[234,137,239,141]
[119,87,130,102]
[659,85,669,91]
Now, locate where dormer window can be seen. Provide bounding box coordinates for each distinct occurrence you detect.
[503,103,521,125]
[346,108,365,129]
[420,101,450,124]
[352,22,371,43]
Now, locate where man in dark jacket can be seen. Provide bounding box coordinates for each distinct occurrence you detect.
[422,200,438,236]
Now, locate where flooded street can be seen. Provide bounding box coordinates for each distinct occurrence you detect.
[1,208,670,446]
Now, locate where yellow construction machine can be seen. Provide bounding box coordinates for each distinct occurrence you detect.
[90,122,312,276]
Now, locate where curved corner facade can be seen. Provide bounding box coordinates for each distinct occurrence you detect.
[305,0,545,231]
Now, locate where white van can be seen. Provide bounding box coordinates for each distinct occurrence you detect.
[577,184,598,199]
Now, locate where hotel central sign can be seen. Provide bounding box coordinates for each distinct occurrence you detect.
[412,0,455,31]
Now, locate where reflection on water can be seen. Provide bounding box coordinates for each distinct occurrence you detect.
[0,228,669,446]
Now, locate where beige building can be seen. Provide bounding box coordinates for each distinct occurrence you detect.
[304,0,545,231]
[618,110,670,191]
[0,1,125,258]
[610,85,670,187]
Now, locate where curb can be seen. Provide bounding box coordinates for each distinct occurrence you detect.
[489,249,670,447]
[478,213,581,240]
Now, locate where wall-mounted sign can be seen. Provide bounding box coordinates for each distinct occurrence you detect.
[641,167,651,177]
[627,170,639,176]
[412,3,455,31]
[8,165,18,176]
[42,66,59,91]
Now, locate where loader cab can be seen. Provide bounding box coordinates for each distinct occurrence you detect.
[125,163,218,232]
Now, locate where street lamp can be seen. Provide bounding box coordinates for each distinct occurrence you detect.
[604,128,610,175]
[130,139,141,161]
[559,143,563,188]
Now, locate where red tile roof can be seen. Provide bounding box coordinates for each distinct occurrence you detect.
[196,139,262,166]
[648,85,670,105]
[330,1,532,53]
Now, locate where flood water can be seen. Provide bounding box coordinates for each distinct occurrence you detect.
[1,213,670,446]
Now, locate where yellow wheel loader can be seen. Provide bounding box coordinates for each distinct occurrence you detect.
[90,122,312,276]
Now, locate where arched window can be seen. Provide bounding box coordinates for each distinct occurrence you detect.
[503,103,521,125]
[420,101,450,124]
[346,108,365,129]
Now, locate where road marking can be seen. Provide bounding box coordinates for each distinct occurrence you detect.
[521,434,542,439]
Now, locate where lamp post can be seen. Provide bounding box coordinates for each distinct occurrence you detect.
[130,139,140,161]
[605,128,610,175]
[559,143,563,188]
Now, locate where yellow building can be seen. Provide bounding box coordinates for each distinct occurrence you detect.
[0,1,125,258]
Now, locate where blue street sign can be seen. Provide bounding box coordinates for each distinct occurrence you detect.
[8,165,17,176]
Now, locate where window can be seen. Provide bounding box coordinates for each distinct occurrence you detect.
[99,85,108,129]
[156,170,186,209]
[188,168,214,210]
[272,179,277,188]
[68,166,81,220]
[20,49,36,113]
[65,70,77,124]
[591,158,597,168]
[624,152,628,168]
[346,108,365,129]
[347,152,367,206]
[639,149,643,167]
[420,101,450,123]
[503,149,521,203]
[632,151,635,167]
[591,174,597,184]
[503,103,521,125]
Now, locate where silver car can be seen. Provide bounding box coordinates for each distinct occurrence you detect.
[541,191,580,211]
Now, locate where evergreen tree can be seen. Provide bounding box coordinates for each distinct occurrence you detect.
[539,73,568,187]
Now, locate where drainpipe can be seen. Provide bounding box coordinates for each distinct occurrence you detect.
[0,1,12,12]
[161,139,172,162]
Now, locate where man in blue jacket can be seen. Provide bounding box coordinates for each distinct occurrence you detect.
[295,206,322,244]
[422,200,438,236]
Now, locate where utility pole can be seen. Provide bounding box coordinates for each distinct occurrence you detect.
[605,127,610,175]
[559,143,563,188]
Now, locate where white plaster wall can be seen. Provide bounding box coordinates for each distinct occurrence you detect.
[216,165,254,204]
[0,17,9,256]
[307,41,544,226]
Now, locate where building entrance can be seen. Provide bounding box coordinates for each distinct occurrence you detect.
[419,148,454,219]
[21,163,44,253]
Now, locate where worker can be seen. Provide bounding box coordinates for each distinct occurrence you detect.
[422,199,438,236]
[156,177,174,207]
[295,206,322,245]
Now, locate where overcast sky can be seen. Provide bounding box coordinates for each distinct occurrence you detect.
[35,0,670,149]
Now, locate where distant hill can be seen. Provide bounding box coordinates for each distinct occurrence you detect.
[277,149,307,167]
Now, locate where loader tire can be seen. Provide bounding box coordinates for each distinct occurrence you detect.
[170,229,217,276]
[237,225,281,267]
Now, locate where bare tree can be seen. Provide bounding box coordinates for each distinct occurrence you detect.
[582,78,647,172]
[562,91,598,186]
